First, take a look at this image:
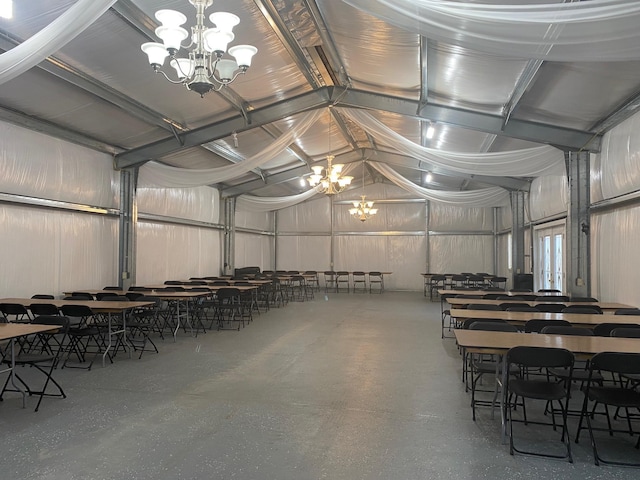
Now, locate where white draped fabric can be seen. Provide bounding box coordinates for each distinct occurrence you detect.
[340,0,640,61]
[369,161,511,207]
[236,189,319,212]
[139,109,324,187]
[338,107,565,177]
[0,0,117,85]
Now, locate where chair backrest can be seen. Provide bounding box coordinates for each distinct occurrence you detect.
[538,289,561,293]
[29,303,60,316]
[164,280,184,285]
[499,302,531,310]
[369,271,382,278]
[483,293,504,300]
[610,327,640,338]
[592,322,640,337]
[188,280,207,285]
[461,318,507,329]
[538,295,570,302]
[590,352,640,376]
[103,286,121,291]
[99,295,129,302]
[614,308,640,316]
[68,293,94,300]
[0,302,30,317]
[569,296,599,302]
[540,325,593,336]
[497,295,521,300]
[216,287,241,301]
[469,321,518,332]
[505,306,540,312]
[125,291,145,301]
[31,314,70,334]
[212,281,230,286]
[60,304,94,317]
[507,346,574,369]
[31,294,55,299]
[509,288,533,293]
[535,303,567,313]
[561,306,602,314]
[524,319,571,333]
[465,303,502,311]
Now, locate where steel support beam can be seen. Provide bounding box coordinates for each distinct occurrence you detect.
[510,191,526,285]
[118,168,138,290]
[223,197,236,276]
[565,150,591,297]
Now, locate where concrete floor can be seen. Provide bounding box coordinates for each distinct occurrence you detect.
[1,291,638,479]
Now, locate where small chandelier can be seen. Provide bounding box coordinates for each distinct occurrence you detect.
[349,161,378,222]
[140,0,258,97]
[307,109,353,194]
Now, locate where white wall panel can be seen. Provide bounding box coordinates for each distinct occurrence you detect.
[496,206,512,231]
[529,175,568,221]
[276,236,331,272]
[235,232,273,269]
[429,204,493,231]
[0,205,117,297]
[277,196,331,232]
[599,111,640,199]
[137,186,219,223]
[136,222,221,284]
[333,236,425,290]
[235,208,273,231]
[591,206,640,306]
[0,120,118,208]
[429,235,494,275]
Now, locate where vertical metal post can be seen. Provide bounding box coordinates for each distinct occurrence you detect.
[565,150,590,297]
[273,210,278,271]
[223,197,236,276]
[425,200,430,273]
[493,207,498,275]
[329,196,335,270]
[510,191,526,285]
[118,168,137,289]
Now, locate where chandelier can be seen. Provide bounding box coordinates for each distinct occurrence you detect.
[140,0,258,97]
[307,109,353,194]
[349,161,378,222]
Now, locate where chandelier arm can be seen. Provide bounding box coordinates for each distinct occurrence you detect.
[152,66,189,85]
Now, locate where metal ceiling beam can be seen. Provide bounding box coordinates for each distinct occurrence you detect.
[260,124,313,167]
[502,58,544,127]
[332,88,601,152]
[590,87,640,135]
[365,149,530,191]
[115,88,330,168]
[116,86,601,169]
[418,36,429,115]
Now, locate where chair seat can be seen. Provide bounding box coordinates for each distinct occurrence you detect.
[509,379,567,401]
[586,386,640,407]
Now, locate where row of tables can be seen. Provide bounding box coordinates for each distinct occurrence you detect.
[439,288,640,452]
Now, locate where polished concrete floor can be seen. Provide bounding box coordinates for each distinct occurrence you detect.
[1,291,638,479]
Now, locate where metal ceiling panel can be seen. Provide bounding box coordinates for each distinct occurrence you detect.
[514,60,640,131]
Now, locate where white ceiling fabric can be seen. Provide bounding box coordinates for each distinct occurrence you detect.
[369,161,511,207]
[138,109,324,187]
[338,107,565,176]
[0,0,117,85]
[236,189,319,212]
[341,0,640,61]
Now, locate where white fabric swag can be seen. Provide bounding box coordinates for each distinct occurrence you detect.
[338,107,565,177]
[369,161,511,207]
[0,0,117,85]
[341,0,640,62]
[139,109,324,188]
[236,189,319,212]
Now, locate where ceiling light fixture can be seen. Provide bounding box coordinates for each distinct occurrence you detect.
[141,0,257,97]
[0,0,12,19]
[349,160,378,222]
[308,108,353,195]
[426,123,435,139]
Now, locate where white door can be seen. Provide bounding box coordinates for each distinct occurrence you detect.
[535,223,565,293]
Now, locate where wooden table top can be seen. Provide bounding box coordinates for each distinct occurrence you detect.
[0,322,59,341]
[445,297,631,311]
[1,298,153,311]
[438,289,561,297]
[450,308,640,327]
[454,329,640,355]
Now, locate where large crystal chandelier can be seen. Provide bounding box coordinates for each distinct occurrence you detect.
[307,109,353,195]
[140,0,257,97]
[349,160,378,222]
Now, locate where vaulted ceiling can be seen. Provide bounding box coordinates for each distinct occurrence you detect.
[1,1,638,199]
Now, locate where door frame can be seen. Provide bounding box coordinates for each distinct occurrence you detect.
[533,219,566,293]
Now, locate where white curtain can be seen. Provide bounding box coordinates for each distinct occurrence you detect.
[236,189,319,212]
[338,108,565,176]
[139,109,324,187]
[340,0,640,61]
[0,0,117,85]
[370,161,511,207]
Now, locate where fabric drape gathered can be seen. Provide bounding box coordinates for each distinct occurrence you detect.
[337,108,565,177]
[138,109,324,188]
[236,189,319,212]
[340,0,640,61]
[369,162,511,207]
[0,0,117,85]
